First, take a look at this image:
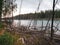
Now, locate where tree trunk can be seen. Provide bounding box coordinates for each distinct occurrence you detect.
[51,0,55,40]
[0,0,3,22]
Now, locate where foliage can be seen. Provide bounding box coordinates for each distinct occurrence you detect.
[14,10,60,19]
[0,0,3,21]
[0,32,14,45]
[2,0,17,16]
[0,22,4,29]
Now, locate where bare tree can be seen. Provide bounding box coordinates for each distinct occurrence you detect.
[51,0,58,40]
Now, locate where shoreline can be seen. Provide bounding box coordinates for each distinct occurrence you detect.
[13,18,60,20]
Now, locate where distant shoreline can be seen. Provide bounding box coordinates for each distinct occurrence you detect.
[3,18,60,20]
[20,18,60,20]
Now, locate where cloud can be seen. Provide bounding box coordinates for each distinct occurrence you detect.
[16,0,60,14]
[39,0,53,11]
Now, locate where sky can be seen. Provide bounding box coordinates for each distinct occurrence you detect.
[13,0,60,16]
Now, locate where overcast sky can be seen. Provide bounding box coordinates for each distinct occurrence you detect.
[13,0,60,16]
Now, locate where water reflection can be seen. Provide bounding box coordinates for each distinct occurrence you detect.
[12,20,60,30]
[11,20,60,35]
[12,20,20,27]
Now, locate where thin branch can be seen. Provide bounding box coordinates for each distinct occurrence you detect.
[35,0,42,12]
[55,0,58,5]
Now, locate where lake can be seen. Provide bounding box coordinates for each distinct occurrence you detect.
[8,19,60,35]
[12,20,60,29]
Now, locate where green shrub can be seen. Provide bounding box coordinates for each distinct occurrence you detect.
[0,22,3,28]
[0,33,14,45]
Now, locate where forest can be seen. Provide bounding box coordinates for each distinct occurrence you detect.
[14,10,60,19]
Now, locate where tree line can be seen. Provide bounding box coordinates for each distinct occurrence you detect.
[14,10,60,19]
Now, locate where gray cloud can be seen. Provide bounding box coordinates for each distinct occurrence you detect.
[16,0,60,14]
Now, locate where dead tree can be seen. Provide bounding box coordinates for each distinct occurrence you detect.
[51,0,55,40]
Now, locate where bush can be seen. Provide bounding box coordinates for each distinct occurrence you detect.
[0,33,14,45]
[0,22,4,28]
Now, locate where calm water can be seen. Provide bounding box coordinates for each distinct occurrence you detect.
[12,20,60,29]
[11,20,60,35]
